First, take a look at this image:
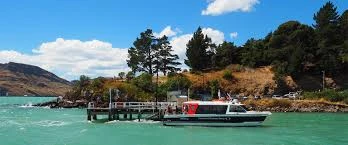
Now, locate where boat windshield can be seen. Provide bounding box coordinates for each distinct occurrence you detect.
[229,105,247,113]
[240,105,250,111]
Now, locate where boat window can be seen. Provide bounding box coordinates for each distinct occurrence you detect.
[240,105,250,111]
[229,105,246,112]
[195,105,227,114]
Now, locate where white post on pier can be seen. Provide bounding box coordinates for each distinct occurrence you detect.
[109,88,112,109]
[187,88,190,101]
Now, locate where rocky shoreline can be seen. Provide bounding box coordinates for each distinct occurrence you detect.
[34,98,348,112]
[243,99,348,113]
[34,99,88,108]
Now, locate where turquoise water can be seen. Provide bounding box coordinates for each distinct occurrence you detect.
[1,97,348,145]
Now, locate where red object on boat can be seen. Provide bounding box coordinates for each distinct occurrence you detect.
[183,103,198,115]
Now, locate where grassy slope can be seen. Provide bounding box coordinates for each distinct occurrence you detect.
[183,65,276,96]
[182,65,348,96]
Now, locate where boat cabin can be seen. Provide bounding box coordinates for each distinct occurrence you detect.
[182,101,249,115]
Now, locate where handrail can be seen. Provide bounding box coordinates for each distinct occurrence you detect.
[88,101,177,110]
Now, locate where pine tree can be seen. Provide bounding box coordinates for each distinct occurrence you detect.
[185,27,215,71]
[313,2,341,73]
[156,35,181,76]
[313,1,340,45]
[340,10,348,41]
[127,29,157,75]
[339,10,348,67]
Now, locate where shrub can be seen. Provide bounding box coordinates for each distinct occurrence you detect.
[126,71,135,82]
[208,79,219,99]
[303,89,348,103]
[131,73,154,93]
[165,74,191,91]
[232,64,243,72]
[223,70,233,80]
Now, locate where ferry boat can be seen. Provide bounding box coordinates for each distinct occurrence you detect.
[163,100,271,127]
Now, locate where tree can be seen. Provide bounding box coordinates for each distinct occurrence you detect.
[156,35,181,76]
[313,2,341,73]
[118,72,125,80]
[313,2,339,35]
[72,75,91,100]
[213,41,238,68]
[127,29,157,75]
[339,10,348,68]
[339,10,348,41]
[165,73,192,91]
[89,77,106,101]
[268,21,316,75]
[185,27,215,71]
[127,47,139,73]
[78,75,90,92]
[240,38,266,67]
[126,71,135,82]
[131,73,154,93]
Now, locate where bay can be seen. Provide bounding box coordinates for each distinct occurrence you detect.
[0,97,347,145]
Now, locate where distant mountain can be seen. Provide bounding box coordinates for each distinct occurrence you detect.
[0,62,72,96]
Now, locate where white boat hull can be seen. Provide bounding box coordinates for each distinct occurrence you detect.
[163,113,270,127]
[163,121,263,127]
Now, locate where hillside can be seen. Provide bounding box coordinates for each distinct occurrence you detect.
[182,65,276,96]
[0,62,72,96]
[182,65,348,96]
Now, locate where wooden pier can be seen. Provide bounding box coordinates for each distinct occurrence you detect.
[87,102,178,121]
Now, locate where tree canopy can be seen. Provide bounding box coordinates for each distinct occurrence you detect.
[127,29,180,76]
[185,27,215,71]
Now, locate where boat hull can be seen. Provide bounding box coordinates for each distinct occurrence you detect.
[163,115,268,127]
[163,121,263,127]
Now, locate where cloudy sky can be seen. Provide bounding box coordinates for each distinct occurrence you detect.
[0,0,347,80]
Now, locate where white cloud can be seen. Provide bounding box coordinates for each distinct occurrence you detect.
[170,34,192,68]
[202,28,225,44]
[154,26,180,38]
[202,0,260,16]
[0,27,226,79]
[230,32,238,39]
[170,27,225,68]
[0,38,129,80]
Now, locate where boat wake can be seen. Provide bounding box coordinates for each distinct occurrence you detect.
[105,119,160,124]
[33,120,70,127]
[19,102,34,108]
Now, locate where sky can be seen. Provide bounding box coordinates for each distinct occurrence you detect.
[0,0,347,80]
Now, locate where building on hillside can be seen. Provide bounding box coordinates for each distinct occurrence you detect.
[167,90,188,107]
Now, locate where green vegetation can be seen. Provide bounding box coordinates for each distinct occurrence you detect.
[303,89,348,103]
[118,72,125,80]
[65,73,192,102]
[208,79,219,99]
[222,70,233,80]
[127,29,181,76]
[185,27,215,71]
[184,2,348,77]
[65,2,348,104]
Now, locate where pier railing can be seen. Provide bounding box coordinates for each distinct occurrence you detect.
[87,101,178,121]
[88,101,177,110]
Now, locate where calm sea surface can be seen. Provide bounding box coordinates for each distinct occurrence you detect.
[0,97,348,145]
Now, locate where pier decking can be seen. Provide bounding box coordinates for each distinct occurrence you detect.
[87,102,178,121]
